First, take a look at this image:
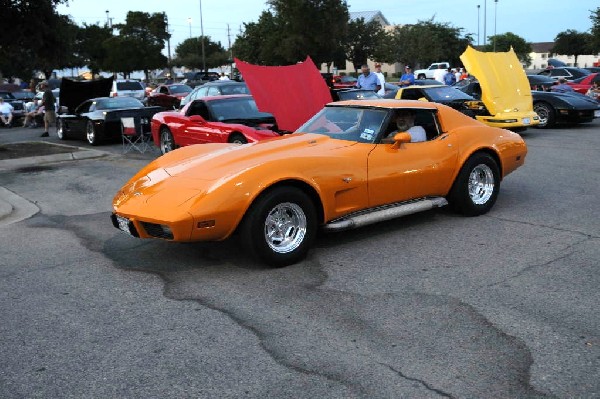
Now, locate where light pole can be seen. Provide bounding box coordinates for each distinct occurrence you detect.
[187,17,192,38]
[493,0,498,51]
[483,0,487,47]
[477,5,481,46]
[105,10,109,27]
[199,0,206,72]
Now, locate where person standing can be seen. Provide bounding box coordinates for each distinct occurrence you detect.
[433,64,446,84]
[398,65,415,87]
[355,64,381,93]
[39,81,56,137]
[550,78,574,93]
[373,63,386,96]
[454,68,462,82]
[443,68,456,85]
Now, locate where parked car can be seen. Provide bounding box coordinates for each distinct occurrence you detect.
[181,71,220,88]
[396,84,486,116]
[459,75,600,128]
[151,94,281,154]
[146,83,193,109]
[584,67,600,73]
[179,81,249,108]
[111,99,527,266]
[57,78,162,145]
[526,74,555,91]
[383,80,443,99]
[110,79,146,102]
[0,91,25,121]
[537,67,591,81]
[330,88,381,101]
[333,75,358,89]
[566,73,600,95]
[413,62,450,79]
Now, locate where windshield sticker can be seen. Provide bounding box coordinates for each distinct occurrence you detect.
[360,132,373,140]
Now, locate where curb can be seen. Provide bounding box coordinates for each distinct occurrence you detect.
[0,141,109,171]
[0,187,39,225]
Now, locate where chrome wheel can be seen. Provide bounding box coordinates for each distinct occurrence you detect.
[264,202,307,254]
[57,119,65,140]
[468,164,494,205]
[160,128,174,154]
[86,121,97,145]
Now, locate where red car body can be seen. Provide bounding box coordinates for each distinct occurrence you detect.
[332,75,357,89]
[150,94,282,154]
[567,73,600,94]
[147,84,192,109]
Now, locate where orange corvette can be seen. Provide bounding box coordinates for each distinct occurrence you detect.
[112,99,527,266]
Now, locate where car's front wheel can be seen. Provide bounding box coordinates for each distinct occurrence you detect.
[56,119,67,140]
[448,153,500,216]
[160,127,175,154]
[228,133,247,144]
[240,187,317,267]
[533,102,555,128]
[86,120,100,146]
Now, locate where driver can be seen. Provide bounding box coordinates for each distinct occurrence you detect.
[382,109,426,143]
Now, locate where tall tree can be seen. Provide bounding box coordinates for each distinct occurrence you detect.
[552,30,593,67]
[344,17,388,71]
[387,19,472,69]
[484,32,532,66]
[0,0,77,80]
[109,11,169,80]
[232,11,285,65]
[173,37,229,71]
[591,7,600,53]
[76,24,113,77]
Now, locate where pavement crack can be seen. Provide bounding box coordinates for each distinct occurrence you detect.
[378,362,456,398]
[486,215,598,239]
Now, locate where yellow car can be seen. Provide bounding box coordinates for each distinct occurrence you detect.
[396,47,539,131]
[112,99,527,266]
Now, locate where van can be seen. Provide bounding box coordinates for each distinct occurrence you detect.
[110,79,145,102]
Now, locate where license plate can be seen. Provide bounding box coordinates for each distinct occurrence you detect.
[116,215,133,236]
[523,117,531,125]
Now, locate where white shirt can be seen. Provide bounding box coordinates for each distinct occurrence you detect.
[433,68,446,83]
[374,71,385,96]
[387,125,427,143]
[0,102,14,115]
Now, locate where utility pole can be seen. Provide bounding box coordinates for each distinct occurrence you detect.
[493,0,498,52]
[166,14,172,73]
[477,5,480,47]
[227,23,233,78]
[483,0,487,47]
[199,0,206,72]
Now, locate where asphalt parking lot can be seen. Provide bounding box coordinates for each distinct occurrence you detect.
[0,121,599,398]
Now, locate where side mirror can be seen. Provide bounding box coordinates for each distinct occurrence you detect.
[189,115,205,123]
[391,132,412,149]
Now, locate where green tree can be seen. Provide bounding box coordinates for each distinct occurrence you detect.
[484,32,532,66]
[344,17,388,70]
[551,30,593,67]
[76,24,114,77]
[173,37,229,71]
[388,19,472,69]
[0,0,77,80]
[590,7,600,52]
[232,11,285,65]
[108,11,169,80]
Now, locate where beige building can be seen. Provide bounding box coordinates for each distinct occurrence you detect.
[528,42,600,70]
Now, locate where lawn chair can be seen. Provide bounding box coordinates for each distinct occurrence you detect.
[121,116,152,153]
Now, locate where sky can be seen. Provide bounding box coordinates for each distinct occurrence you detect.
[57,0,597,55]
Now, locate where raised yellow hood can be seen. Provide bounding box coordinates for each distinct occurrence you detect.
[460,46,534,119]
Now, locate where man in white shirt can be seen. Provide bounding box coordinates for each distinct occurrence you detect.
[218,72,230,81]
[0,98,14,127]
[383,109,427,143]
[433,64,446,84]
[374,63,386,96]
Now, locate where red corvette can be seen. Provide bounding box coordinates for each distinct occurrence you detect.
[147,83,192,109]
[567,73,600,94]
[150,94,282,154]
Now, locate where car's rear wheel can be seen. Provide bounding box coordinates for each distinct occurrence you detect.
[56,119,68,140]
[86,120,100,146]
[228,133,247,144]
[240,187,317,267]
[533,102,555,128]
[160,127,175,154]
[448,153,500,216]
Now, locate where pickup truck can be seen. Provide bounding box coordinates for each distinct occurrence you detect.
[413,62,450,79]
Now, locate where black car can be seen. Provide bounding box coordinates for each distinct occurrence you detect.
[0,91,25,122]
[181,71,220,88]
[537,67,591,81]
[179,81,249,108]
[395,84,486,117]
[330,88,381,101]
[56,78,162,145]
[457,77,599,128]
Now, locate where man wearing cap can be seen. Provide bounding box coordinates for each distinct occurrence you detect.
[398,65,415,87]
[39,81,56,137]
[373,63,386,96]
[355,64,381,93]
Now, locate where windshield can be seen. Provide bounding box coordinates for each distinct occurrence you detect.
[296,106,388,143]
[96,97,143,109]
[169,85,192,94]
[426,86,474,101]
[208,97,273,121]
[116,81,143,91]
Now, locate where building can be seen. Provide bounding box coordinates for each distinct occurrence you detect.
[528,42,600,70]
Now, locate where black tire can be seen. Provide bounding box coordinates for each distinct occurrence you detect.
[448,153,500,216]
[240,186,317,267]
[160,126,175,155]
[86,120,100,146]
[533,102,555,129]
[228,133,247,144]
[56,119,68,140]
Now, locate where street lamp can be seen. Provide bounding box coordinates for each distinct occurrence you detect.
[483,0,487,47]
[493,0,498,51]
[477,5,481,47]
[187,17,192,38]
[199,0,206,72]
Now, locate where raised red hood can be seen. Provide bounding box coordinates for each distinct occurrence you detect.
[235,56,332,132]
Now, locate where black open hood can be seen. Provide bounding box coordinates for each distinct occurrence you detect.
[59,77,113,113]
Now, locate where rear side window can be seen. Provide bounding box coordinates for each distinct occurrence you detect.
[116,82,143,90]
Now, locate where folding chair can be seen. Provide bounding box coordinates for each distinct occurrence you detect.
[121,116,152,153]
